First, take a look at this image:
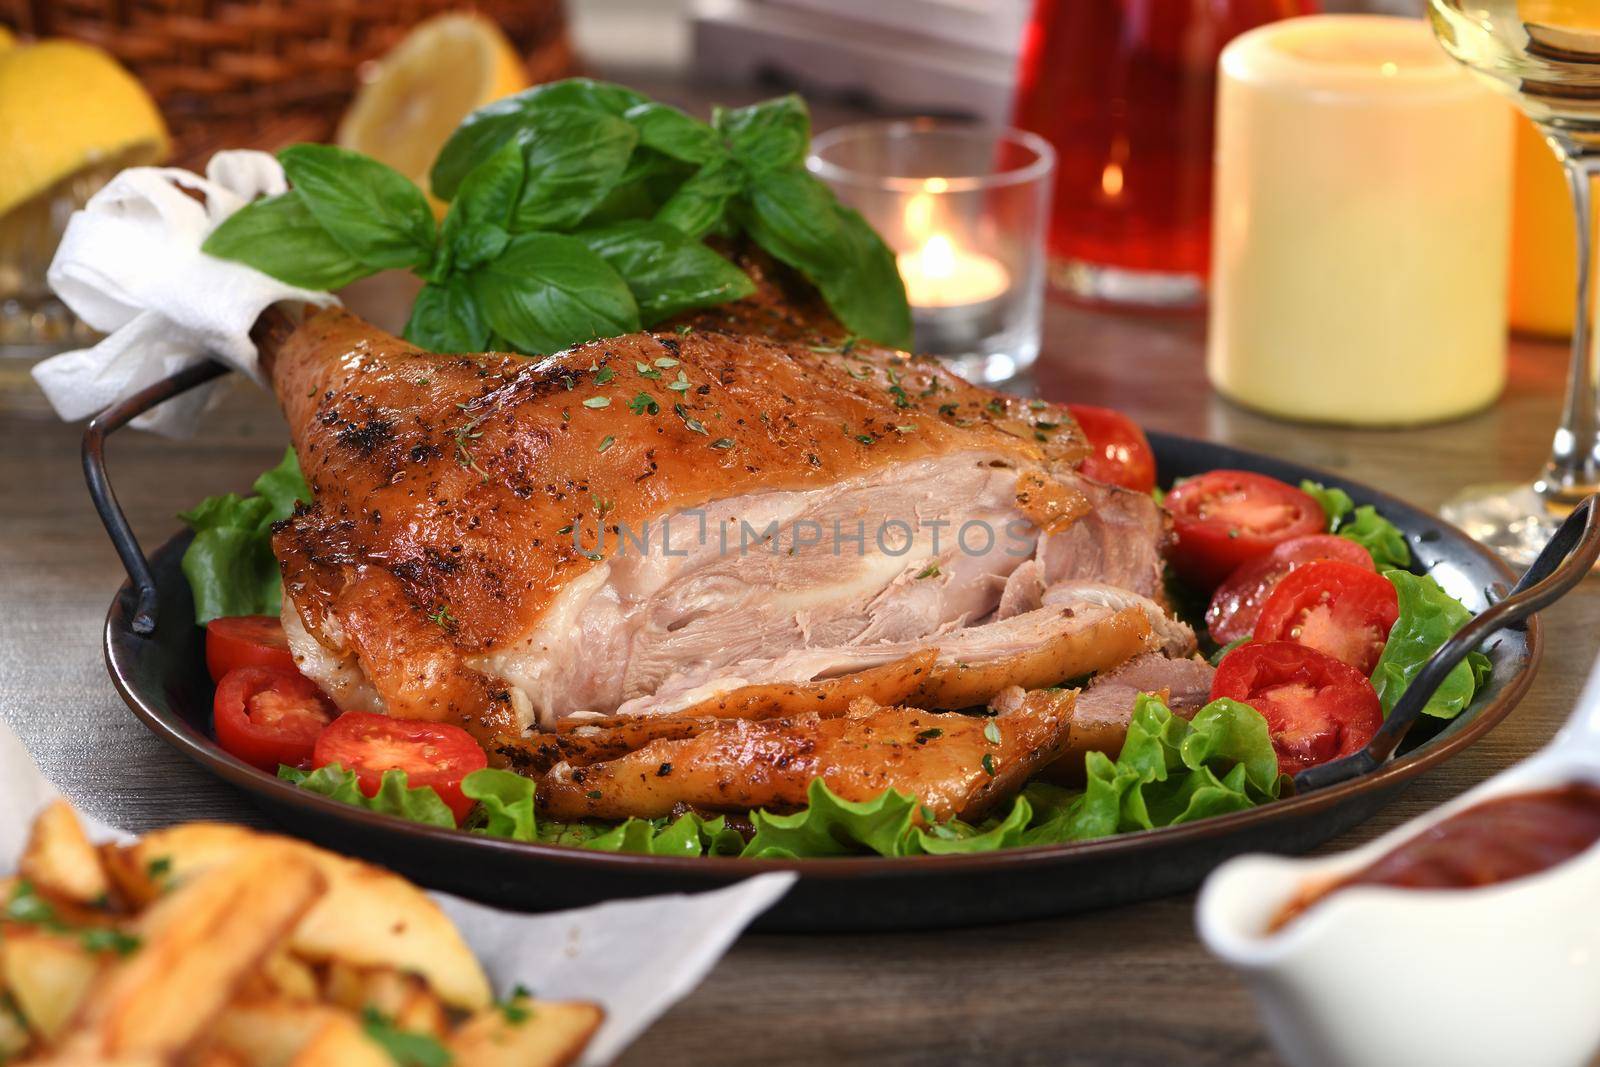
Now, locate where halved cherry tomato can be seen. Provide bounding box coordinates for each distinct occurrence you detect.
[1211,641,1383,774]
[1206,534,1375,645]
[1164,470,1325,589]
[1066,404,1157,493]
[213,666,337,772]
[1254,560,1399,675]
[312,712,486,824]
[205,615,297,683]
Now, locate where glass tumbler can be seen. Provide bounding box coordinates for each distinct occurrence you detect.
[807,121,1054,385]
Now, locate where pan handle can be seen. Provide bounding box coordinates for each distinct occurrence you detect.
[82,360,232,636]
[1293,494,1600,794]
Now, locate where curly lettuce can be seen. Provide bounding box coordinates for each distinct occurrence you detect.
[278,696,1284,857]
[1371,571,1489,720]
[1299,479,1411,569]
[179,448,309,623]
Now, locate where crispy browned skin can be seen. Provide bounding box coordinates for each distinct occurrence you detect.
[537,696,1075,823]
[266,299,1087,742]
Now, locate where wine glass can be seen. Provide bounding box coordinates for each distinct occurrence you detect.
[1428,1,1600,566]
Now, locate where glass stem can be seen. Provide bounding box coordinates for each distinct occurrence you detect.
[1538,146,1600,510]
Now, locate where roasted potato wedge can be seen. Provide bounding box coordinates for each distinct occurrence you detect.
[68,845,323,1058]
[207,998,387,1067]
[1,928,102,1042]
[448,999,605,1067]
[20,801,110,908]
[321,962,447,1039]
[0,996,31,1061]
[110,825,490,1012]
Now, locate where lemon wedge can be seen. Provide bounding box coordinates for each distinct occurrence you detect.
[0,25,15,50]
[337,13,528,198]
[0,39,168,218]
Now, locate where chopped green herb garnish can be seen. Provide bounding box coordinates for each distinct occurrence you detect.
[915,728,943,744]
[981,753,996,777]
[674,403,709,435]
[710,437,735,449]
[582,396,611,409]
[426,605,456,629]
[915,562,940,580]
[654,357,680,368]
[983,719,1002,745]
[629,392,659,416]
[668,371,691,392]
[361,1007,452,1067]
[598,435,615,453]
[595,366,615,385]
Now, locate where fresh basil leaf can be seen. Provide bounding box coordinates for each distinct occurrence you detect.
[279,764,458,828]
[624,100,722,164]
[430,78,648,199]
[1340,505,1412,569]
[471,232,640,354]
[1371,570,1481,720]
[575,220,754,323]
[740,167,847,275]
[655,153,742,239]
[440,138,525,272]
[405,277,490,353]
[178,449,308,622]
[277,144,435,270]
[714,94,810,173]
[509,107,639,232]
[202,191,372,291]
[818,202,914,350]
[1299,479,1355,528]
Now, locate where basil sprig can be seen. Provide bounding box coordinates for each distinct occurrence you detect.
[204,79,913,355]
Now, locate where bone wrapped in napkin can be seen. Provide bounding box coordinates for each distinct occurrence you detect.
[30,151,334,436]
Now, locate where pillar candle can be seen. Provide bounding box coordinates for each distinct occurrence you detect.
[1208,15,1512,426]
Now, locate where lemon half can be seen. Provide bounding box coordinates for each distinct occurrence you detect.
[0,39,169,218]
[337,13,528,198]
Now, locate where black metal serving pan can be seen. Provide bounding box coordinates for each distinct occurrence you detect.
[89,363,1589,931]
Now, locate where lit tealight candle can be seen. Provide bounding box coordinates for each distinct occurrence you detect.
[897,232,1011,309]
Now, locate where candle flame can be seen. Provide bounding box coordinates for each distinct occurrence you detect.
[1101,161,1124,198]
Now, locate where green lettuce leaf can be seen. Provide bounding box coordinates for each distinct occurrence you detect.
[278,764,457,828]
[742,779,921,858]
[1022,695,1283,844]
[1339,506,1412,570]
[1370,570,1487,720]
[179,449,309,623]
[1299,480,1411,569]
[567,812,746,857]
[461,768,537,841]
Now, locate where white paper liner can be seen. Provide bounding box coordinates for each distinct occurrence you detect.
[0,719,793,1064]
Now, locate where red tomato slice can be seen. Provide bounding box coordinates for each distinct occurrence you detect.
[213,667,337,773]
[206,615,297,683]
[1206,534,1375,645]
[1211,641,1383,774]
[1253,560,1399,675]
[313,712,487,824]
[1163,470,1326,589]
[1066,404,1157,493]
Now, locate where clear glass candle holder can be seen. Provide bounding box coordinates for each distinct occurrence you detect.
[807,121,1054,384]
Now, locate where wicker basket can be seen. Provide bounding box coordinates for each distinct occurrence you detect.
[1,0,576,169]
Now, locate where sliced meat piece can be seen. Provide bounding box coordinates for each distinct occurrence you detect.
[1092,652,1216,714]
[1032,652,1217,784]
[1042,580,1197,658]
[1037,475,1168,600]
[612,601,1155,718]
[536,695,1075,823]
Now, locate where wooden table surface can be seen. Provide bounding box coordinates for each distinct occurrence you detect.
[3,80,1597,1067]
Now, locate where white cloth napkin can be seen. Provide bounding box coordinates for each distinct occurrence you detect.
[32,150,335,436]
[0,719,793,1065]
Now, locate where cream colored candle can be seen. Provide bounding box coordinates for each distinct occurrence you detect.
[1208,15,1512,426]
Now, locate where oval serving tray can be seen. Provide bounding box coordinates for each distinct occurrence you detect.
[101,430,1548,931]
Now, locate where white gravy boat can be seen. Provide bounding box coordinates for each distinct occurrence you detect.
[1199,646,1600,1067]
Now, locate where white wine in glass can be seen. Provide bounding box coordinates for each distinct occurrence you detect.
[1428,0,1600,565]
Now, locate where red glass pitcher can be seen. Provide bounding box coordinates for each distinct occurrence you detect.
[1012,0,1316,309]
